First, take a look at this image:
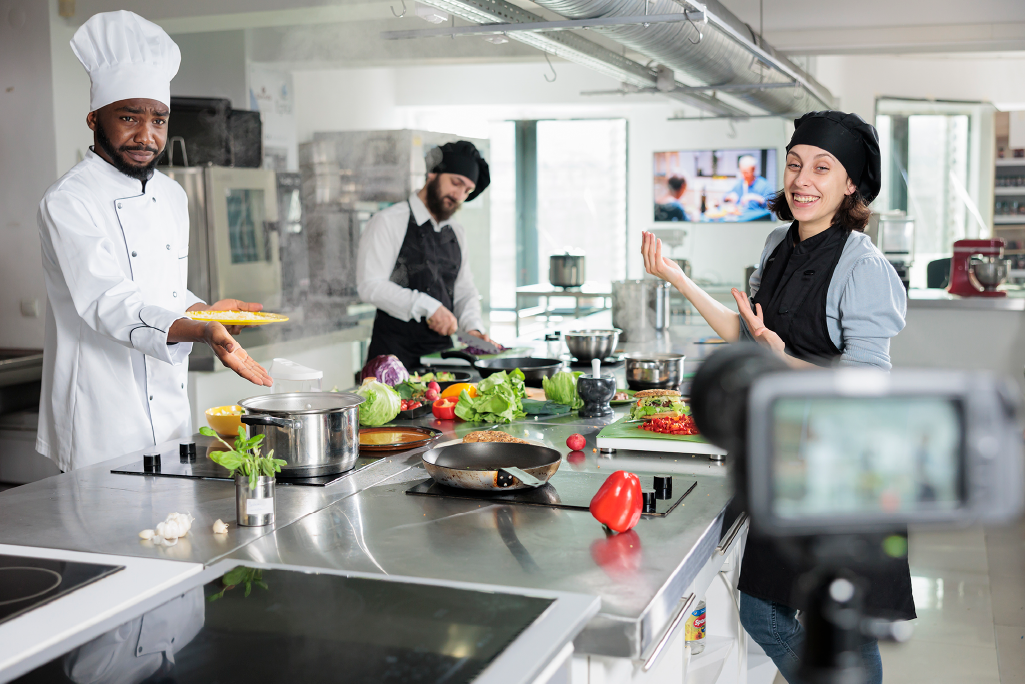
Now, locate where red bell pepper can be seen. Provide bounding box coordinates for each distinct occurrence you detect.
[589,471,642,533]
[432,396,459,420]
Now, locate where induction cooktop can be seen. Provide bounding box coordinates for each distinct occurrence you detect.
[112,455,383,487]
[407,472,696,517]
[0,555,123,626]
[14,566,555,684]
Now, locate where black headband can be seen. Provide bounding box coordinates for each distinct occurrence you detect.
[787,111,881,203]
[426,141,491,202]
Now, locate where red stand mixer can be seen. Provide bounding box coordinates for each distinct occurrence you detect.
[948,239,1007,298]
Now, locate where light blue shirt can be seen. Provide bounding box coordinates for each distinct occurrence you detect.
[727,175,774,208]
[741,225,907,370]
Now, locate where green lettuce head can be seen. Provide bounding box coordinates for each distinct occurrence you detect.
[355,378,401,426]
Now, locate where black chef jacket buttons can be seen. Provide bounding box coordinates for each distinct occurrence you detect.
[152,197,157,202]
[131,251,137,257]
[166,244,170,250]
[143,453,161,472]
[173,291,177,297]
[180,442,197,463]
[117,202,122,209]
[642,489,657,513]
[653,474,672,499]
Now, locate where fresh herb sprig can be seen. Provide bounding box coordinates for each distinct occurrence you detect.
[208,566,268,602]
[199,426,287,489]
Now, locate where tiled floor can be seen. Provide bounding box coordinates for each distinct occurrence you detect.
[770,523,1024,683]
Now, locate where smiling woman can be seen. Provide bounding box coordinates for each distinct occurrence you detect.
[643,111,913,684]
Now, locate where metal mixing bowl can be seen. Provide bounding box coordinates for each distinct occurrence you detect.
[563,329,621,362]
[971,259,1007,290]
[625,352,685,390]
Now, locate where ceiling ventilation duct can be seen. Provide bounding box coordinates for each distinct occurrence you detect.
[530,0,827,115]
[412,0,748,117]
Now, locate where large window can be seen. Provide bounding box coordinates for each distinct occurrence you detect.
[875,98,996,288]
[490,119,628,309]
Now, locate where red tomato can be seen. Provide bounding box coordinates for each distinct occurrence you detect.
[566,433,586,451]
[431,396,459,420]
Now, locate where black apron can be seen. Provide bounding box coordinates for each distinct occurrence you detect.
[366,203,462,370]
[737,222,917,621]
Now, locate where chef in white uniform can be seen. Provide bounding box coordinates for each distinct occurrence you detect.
[37,11,272,472]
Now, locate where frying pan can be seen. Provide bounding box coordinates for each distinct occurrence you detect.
[440,350,563,388]
[422,441,562,491]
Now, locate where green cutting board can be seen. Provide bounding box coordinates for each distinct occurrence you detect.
[596,416,726,455]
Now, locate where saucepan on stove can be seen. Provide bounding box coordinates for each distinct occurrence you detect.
[239,392,363,477]
[422,442,562,491]
[624,352,685,391]
[440,350,563,388]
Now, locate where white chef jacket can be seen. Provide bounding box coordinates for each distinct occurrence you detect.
[356,193,484,332]
[37,149,203,472]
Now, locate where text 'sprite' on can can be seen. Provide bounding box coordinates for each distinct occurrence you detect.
[684,599,706,654]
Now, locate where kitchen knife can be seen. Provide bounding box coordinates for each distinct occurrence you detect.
[456,332,504,355]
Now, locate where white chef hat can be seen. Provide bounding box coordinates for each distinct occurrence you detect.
[70,11,181,112]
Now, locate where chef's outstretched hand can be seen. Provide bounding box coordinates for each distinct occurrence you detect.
[641,231,685,287]
[428,305,459,337]
[731,289,785,356]
[193,299,264,335]
[204,323,273,387]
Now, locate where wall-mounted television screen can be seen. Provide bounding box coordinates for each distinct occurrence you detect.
[653,148,778,222]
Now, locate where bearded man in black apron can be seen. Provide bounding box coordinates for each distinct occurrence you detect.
[357,141,493,369]
[641,111,913,683]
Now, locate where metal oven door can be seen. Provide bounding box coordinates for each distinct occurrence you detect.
[205,167,282,309]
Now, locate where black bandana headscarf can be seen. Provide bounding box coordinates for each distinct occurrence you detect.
[787,111,881,203]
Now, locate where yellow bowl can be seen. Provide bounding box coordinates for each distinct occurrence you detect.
[205,405,243,437]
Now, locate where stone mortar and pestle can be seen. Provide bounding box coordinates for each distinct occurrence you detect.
[577,358,616,418]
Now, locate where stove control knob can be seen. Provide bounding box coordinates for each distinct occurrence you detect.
[143,453,161,472]
[642,489,657,513]
[653,475,672,499]
[180,442,197,463]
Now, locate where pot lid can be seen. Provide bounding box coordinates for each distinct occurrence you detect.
[238,392,363,413]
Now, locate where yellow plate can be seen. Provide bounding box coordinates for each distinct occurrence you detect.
[186,311,289,326]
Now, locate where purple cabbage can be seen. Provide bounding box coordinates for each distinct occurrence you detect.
[361,355,409,386]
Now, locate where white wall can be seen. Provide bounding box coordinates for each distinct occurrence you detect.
[293,68,399,141]
[170,30,248,110]
[816,52,1025,120]
[0,0,59,349]
[292,61,784,286]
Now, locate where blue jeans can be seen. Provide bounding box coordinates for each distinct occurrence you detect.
[739,592,882,684]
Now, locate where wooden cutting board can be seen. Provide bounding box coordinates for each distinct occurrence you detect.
[596,416,726,456]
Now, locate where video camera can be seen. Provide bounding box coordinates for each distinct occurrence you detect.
[690,344,1024,683]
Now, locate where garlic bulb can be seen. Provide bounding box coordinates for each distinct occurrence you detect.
[212,519,228,534]
[138,529,155,540]
[154,512,194,540]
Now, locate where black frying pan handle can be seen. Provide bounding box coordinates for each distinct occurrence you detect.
[440,349,479,364]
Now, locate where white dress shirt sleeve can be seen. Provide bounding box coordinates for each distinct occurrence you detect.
[39,192,186,365]
[451,225,484,333]
[356,206,442,322]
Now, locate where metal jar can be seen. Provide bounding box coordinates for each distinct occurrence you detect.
[549,254,586,288]
[612,280,672,342]
[625,353,686,391]
[239,392,364,477]
[235,474,275,527]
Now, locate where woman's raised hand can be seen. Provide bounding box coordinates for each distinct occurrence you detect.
[731,288,786,356]
[641,231,685,286]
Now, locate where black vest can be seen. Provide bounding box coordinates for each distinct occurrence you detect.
[366,202,461,370]
[737,222,917,621]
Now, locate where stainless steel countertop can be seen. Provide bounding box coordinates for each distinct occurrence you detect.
[0,322,733,660]
[907,288,1025,311]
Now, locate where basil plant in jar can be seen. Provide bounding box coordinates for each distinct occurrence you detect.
[199,426,287,527]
